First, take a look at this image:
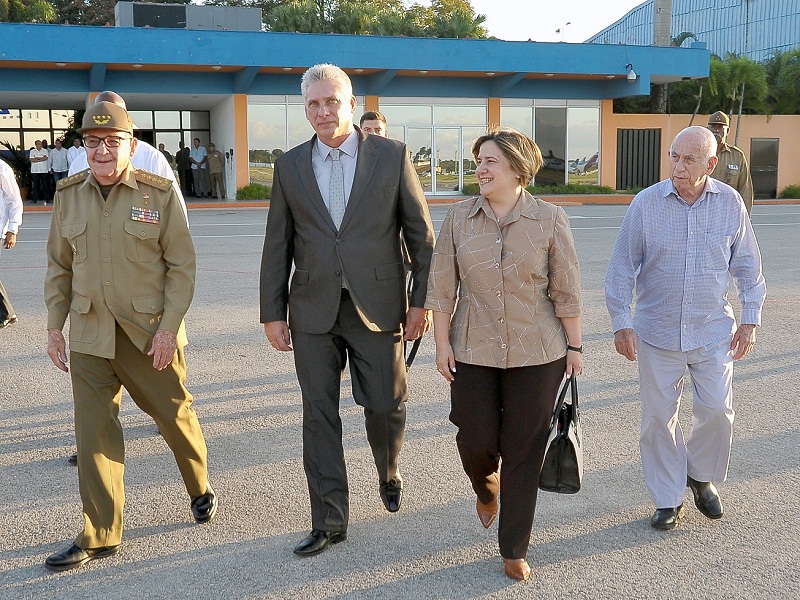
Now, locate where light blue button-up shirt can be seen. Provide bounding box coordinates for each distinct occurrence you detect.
[605,177,766,352]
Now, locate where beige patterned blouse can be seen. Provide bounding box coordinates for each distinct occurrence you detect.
[425,192,581,368]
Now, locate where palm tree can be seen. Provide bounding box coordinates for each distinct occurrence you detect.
[0,0,56,23]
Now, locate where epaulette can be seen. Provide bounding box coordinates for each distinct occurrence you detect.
[57,170,90,190]
[134,169,172,191]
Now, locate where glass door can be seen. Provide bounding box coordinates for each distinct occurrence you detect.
[406,127,432,194]
[433,127,461,194]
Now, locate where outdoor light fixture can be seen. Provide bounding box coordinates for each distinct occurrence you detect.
[626,63,637,81]
[55,62,67,67]
[354,68,364,73]
[211,65,222,70]
[605,75,615,79]
[544,73,554,77]
[485,72,496,76]
[282,67,292,71]
[418,70,428,74]
[132,63,144,68]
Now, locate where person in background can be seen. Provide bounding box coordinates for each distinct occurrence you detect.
[605,126,765,531]
[158,142,174,166]
[176,140,194,198]
[0,158,23,328]
[359,111,388,137]
[49,139,70,188]
[426,127,583,582]
[66,137,85,170]
[707,111,754,216]
[29,140,49,204]
[189,138,208,198]
[206,143,226,199]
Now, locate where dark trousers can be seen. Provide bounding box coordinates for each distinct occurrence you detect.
[32,173,49,202]
[450,358,565,559]
[179,168,194,196]
[292,290,407,532]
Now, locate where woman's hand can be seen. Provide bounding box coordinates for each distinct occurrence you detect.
[435,343,456,382]
[565,348,583,377]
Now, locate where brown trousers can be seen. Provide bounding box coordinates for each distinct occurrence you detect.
[69,325,209,548]
[450,358,565,559]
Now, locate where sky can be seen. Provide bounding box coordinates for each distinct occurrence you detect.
[468,0,647,43]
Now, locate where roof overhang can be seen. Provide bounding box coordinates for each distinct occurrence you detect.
[0,23,710,110]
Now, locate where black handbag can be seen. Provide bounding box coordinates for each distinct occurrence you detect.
[539,373,583,494]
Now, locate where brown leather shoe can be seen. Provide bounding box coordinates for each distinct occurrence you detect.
[504,558,531,581]
[476,496,498,528]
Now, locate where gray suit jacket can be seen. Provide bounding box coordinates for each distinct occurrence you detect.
[260,128,434,334]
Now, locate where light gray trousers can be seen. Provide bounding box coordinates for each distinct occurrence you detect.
[637,337,734,508]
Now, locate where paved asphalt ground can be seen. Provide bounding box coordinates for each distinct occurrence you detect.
[1,203,798,599]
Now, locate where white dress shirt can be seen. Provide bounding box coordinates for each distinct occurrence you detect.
[0,160,23,235]
[312,129,359,212]
[49,147,69,173]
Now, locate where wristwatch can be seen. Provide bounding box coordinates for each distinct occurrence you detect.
[567,344,583,353]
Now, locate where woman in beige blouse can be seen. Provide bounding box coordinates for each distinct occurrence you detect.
[425,128,583,582]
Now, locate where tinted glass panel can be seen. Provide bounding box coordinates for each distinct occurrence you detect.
[567,107,600,185]
[534,107,566,186]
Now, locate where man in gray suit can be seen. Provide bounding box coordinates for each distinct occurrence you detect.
[260,64,435,557]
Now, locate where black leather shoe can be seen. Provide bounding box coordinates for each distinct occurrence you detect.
[687,476,724,519]
[0,314,18,328]
[45,542,120,571]
[650,505,685,530]
[190,484,217,523]
[379,479,403,513]
[293,529,347,556]
[67,452,78,465]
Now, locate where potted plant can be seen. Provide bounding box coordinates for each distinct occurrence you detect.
[0,140,32,200]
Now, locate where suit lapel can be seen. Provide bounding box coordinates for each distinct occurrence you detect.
[293,137,337,231]
[340,130,378,232]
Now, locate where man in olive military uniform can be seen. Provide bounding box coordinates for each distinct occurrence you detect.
[708,111,754,215]
[206,143,226,199]
[44,101,217,571]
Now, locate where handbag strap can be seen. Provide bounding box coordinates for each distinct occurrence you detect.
[549,373,578,427]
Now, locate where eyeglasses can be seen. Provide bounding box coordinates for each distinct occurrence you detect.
[83,135,130,149]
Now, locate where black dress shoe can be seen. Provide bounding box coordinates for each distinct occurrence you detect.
[650,505,685,530]
[379,479,403,512]
[0,314,18,328]
[68,452,78,465]
[293,529,347,556]
[45,542,120,571]
[687,476,724,519]
[190,484,217,523]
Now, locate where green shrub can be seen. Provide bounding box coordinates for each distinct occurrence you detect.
[236,183,271,200]
[779,184,800,199]
[462,182,480,195]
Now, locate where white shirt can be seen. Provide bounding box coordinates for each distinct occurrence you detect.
[69,140,187,221]
[311,129,359,211]
[66,145,85,168]
[189,145,207,169]
[48,147,69,173]
[29,148,49,174]
[0,160,23,235]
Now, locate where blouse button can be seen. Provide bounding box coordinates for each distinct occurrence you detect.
[494,263,500,268]
[501,343,507,349]
[496,291,501,297]
[498,318,504,324]
[496,237,501,243]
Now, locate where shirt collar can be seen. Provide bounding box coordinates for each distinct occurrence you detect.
[468,189,542,221]
[316,128,358,160]
[664,176,719,205]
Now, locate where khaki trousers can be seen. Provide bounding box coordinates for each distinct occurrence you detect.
[208,171,226,198]
[70,325,209,548]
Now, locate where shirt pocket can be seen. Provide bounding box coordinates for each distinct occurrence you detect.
[69,293,97,343]
[62,221,87,263]
[132,295,164,328]
[704,233,733,272]
[124,220,162,263]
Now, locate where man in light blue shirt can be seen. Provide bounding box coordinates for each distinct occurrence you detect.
[189,138,208,197]
[605,126,766,531]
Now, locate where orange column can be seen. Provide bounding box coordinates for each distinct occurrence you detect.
[233,94,249,191]
[364,96,380,112]
[488,98,500,129]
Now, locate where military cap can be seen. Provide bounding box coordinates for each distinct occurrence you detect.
[78,101,133,135]
[708,111,730,127]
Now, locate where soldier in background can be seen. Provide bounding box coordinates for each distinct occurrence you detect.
[707,111,754,216]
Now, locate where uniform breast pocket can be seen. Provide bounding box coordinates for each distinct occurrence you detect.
[704,233,733,272]
[62,221,87,263]
[124,220,162,262]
